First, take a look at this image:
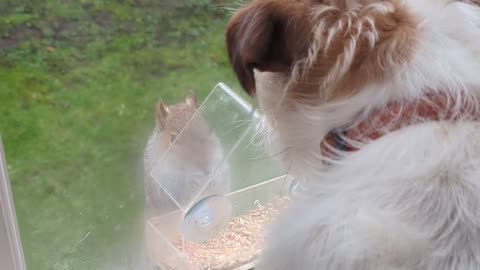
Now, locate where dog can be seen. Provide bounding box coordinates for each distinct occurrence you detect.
[226,0,480,269]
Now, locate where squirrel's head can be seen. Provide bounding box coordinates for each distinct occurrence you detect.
[155,91,218,172]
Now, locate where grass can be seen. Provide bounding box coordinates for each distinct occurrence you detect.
[0,1,243,269]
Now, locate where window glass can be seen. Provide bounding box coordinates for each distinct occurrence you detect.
[0,1,245,269]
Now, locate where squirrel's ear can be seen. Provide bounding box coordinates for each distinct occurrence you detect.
[185,91,198,108]
[156,101,169,129]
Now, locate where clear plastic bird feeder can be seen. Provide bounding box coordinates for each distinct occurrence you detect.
[144,83,293,270]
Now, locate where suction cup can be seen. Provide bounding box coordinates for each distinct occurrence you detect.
[181,195,232,243]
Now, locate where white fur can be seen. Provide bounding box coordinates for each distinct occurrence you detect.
[252,1,480,269]
[259,122,480,270]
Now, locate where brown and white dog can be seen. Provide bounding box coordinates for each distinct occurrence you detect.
[226,0,480,269]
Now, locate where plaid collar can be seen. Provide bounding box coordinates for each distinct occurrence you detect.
[321,93,477,157]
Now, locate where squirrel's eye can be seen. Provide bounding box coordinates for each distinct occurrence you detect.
[169,133,178,143]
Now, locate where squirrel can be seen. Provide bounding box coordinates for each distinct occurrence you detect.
[143,91,231,218]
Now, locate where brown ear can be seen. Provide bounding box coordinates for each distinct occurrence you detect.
[185,91,198,108]
[156,101,169,129]
[225,0,313,95]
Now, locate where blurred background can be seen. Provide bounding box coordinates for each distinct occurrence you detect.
[0,0,242,269]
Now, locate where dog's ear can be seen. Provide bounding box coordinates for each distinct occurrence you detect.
[226,0,312,95]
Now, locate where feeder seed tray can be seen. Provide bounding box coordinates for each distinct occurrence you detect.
[172,197,289,270]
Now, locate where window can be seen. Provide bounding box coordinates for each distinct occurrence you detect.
[0,138,26,270]
[0,2,292,270]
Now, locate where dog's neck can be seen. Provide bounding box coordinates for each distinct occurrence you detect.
[321,92,478,156]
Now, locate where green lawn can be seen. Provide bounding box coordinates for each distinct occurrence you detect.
[0,1,242,269]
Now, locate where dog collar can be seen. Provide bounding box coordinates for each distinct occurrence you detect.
[321,92,477,156]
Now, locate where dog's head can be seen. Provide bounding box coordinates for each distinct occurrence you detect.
[225,0,423,174]
[226,0,418,108]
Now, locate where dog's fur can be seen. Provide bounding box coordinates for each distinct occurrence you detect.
[226,0,480,269]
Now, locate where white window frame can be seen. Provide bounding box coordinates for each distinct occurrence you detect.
[0,136,27,270]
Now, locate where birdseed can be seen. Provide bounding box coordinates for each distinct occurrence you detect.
[170,197,289,270]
